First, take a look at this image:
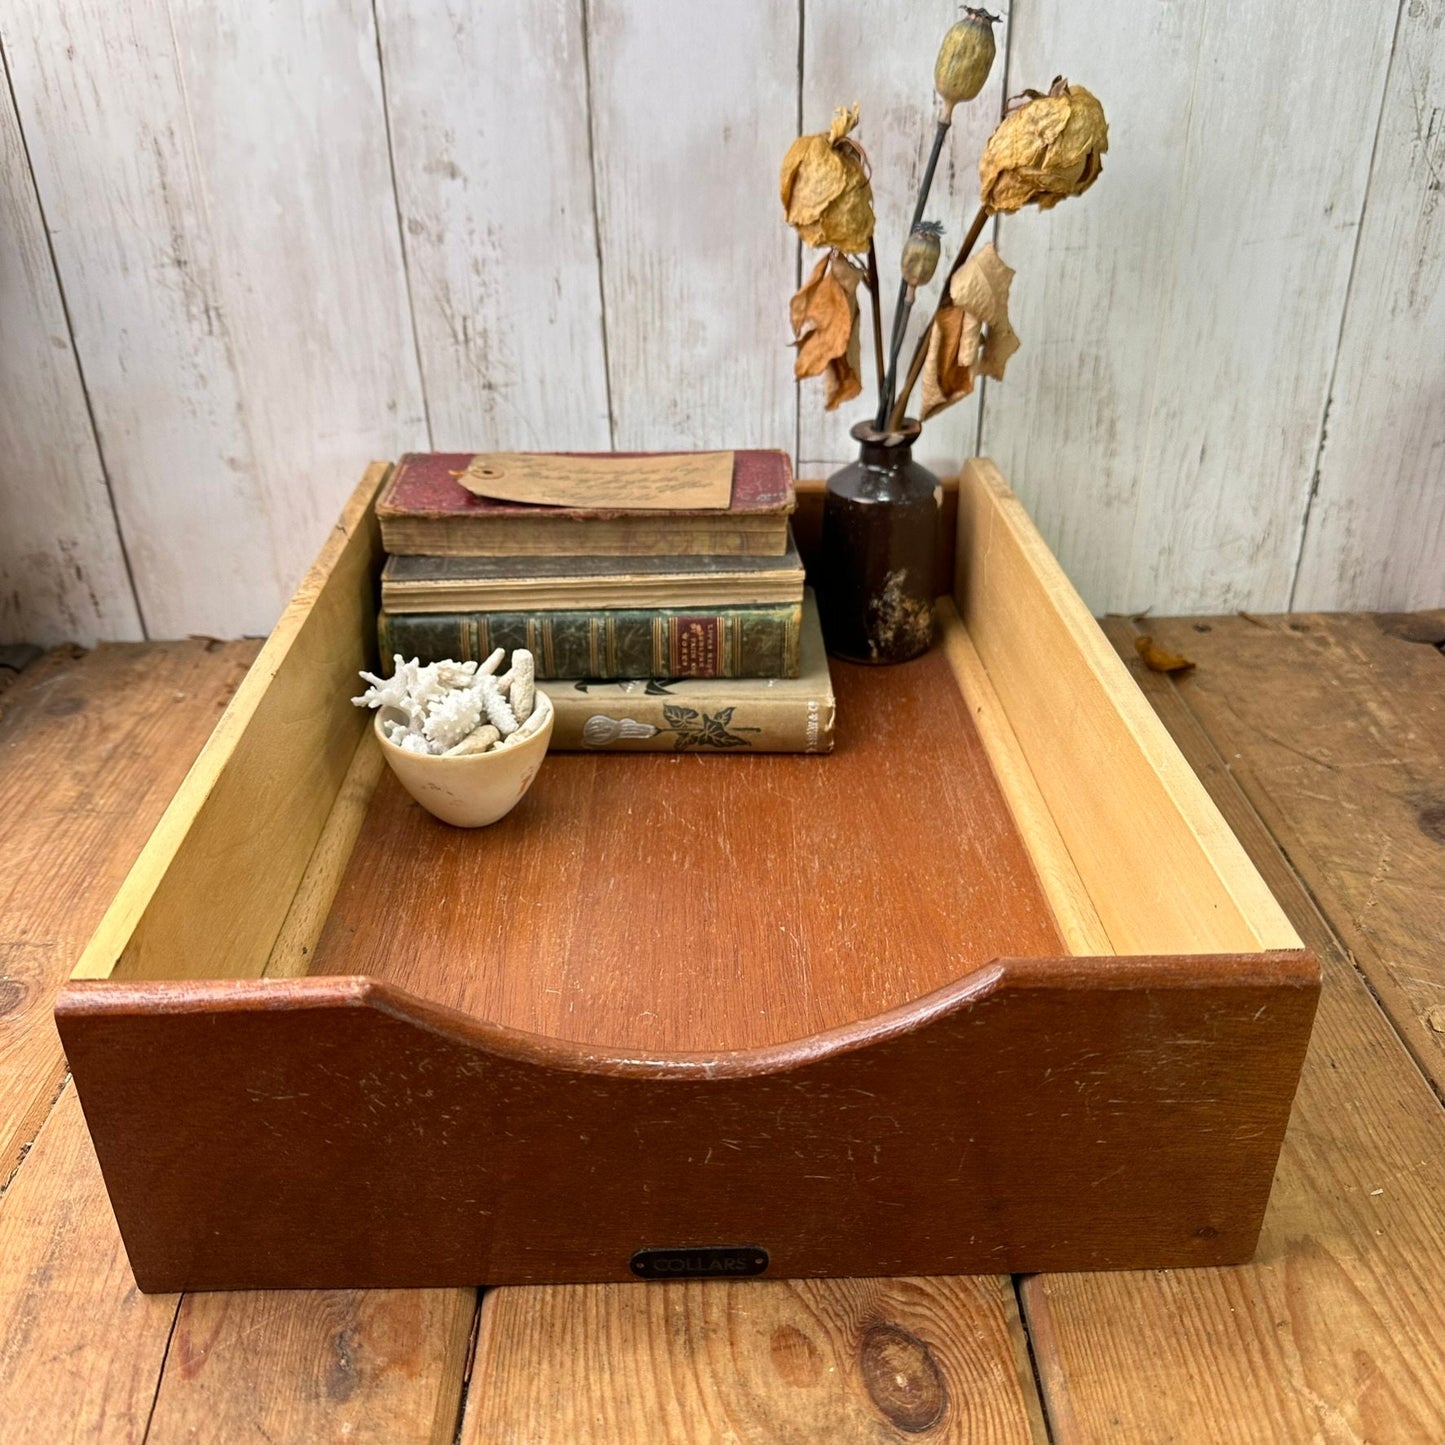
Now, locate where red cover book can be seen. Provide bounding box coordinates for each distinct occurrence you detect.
[377,451,795,558]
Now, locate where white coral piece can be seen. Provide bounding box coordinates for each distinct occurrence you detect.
[509,649,536,723]
[434,659,479,689]
[423,686,484,750]
[475,674,519,735]
[352,653,414,712]
[352,650,536,756]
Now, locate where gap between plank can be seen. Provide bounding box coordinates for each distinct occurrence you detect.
[0,1068,70,1205]
[1285,0,1407,612]
[370,0,435,449]
[139,1296,186,1445]
[448,1290,484,1445]
[973,5,1016,463]
[0,34,149,640]
[578,0,617,450]
[793,0,805,474]
[1012,1275,1057,1445]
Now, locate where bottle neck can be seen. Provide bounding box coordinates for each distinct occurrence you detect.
[849,418,921,470]
[857,437,914,469]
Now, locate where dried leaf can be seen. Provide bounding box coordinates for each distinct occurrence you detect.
[779,105,875,253]
[950,244,1019,379]
[920,306,974,418]
[920,242,1018,419]
[789,252,862,411]
[980,78,1108,213]
[1134,635,1196,674]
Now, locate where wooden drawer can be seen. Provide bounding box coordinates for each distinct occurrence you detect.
[55,459,1317,1292]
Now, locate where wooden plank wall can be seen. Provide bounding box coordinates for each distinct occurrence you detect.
[1,0,1441,644]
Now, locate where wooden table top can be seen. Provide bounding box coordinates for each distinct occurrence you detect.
[1,611,1442,1442]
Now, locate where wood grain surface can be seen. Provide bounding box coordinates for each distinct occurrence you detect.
[58,947,1316,1290]
[73,466,386,987]
[0,640,255,1183]
[145,1287,475,1445]
[0,1087,180,1444]
[1015,618,1445,1443]
[467,1275,1046,1444]
[1131,612,1445,1094]
[4,619,1442,1437]
[955,460,1299,956]
[310,647,1062,1051]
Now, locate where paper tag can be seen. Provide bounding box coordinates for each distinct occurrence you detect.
[455,452,734,510]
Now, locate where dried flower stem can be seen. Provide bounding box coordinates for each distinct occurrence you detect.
[864,241,887,410]
[879,285,919,432]
[875,117,953,430]
[888,204,989,431]
[909,118,953,235]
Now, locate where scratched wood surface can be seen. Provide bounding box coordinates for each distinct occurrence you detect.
[1120,611,1445,1092]
[466,1276,1047,1444]
[0,641,255,1184]
[4,622,1445,1438]
[309,648,1063,1051]
[1015,618,1445,1443]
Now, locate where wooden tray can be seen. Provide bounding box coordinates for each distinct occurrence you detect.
[56,460,1319,1292]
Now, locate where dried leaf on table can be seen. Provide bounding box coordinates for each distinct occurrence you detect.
[920,242,1019,419]
[790,252,863,411]
[1134,635,1196,674]
[779,104,876,254]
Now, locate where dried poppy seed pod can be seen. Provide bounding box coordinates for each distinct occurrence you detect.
[934,9,1000,118]
[779,103,876,253]
[900,222,944,289]
[980,76,1109,213]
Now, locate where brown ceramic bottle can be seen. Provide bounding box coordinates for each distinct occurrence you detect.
[817,420,940,664]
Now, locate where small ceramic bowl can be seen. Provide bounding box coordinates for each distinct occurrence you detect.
[374,690,554,828]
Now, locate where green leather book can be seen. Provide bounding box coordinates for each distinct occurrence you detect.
[378,601,803,680]
[549,593,834,753]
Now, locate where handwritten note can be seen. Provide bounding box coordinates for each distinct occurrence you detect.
[455,452,735,510]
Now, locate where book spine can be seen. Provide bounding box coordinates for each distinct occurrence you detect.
[547,690,835,754]
[378,516,789,558]
[378,603,803,680]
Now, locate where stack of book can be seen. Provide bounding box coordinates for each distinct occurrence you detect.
[374,451,836,752]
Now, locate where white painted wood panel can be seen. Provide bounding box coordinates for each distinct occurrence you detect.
[1293,0,1445,612]
[376,0,611,452]
[584,0,798,455]
[4,0,424,638]
[0,47,142,645]
[799,4,1011,479]
[1,0,1442,638]
[981,1,1398,614]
